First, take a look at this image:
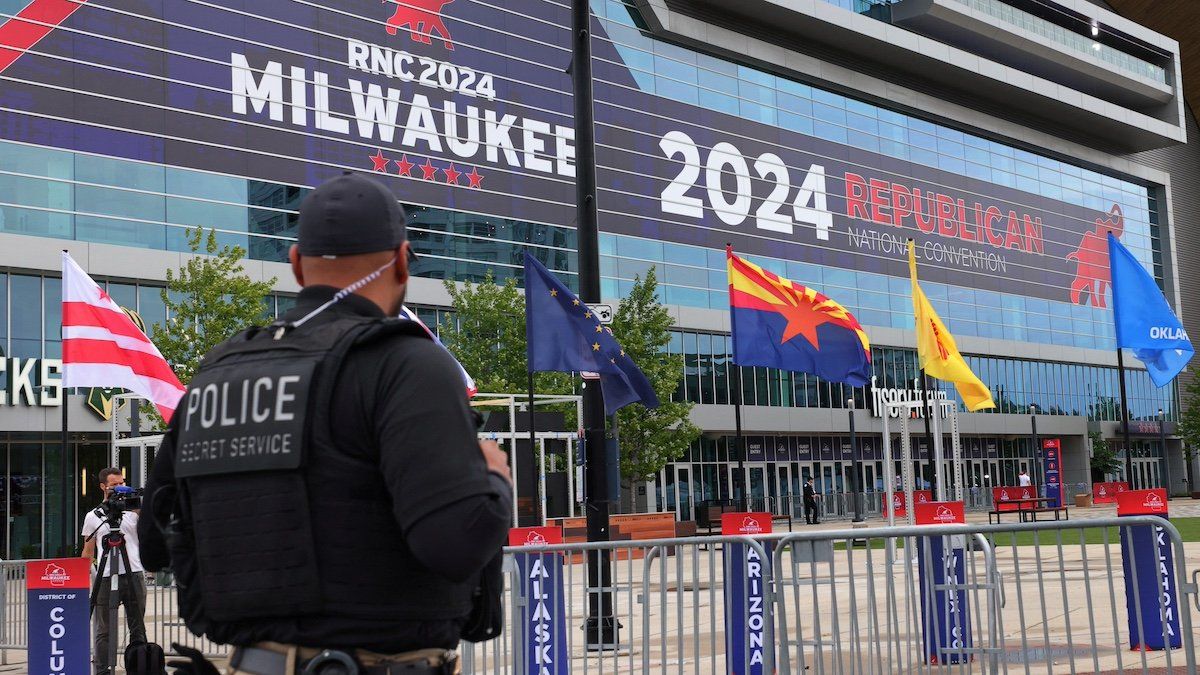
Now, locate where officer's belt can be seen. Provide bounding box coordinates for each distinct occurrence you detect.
[230,643,458,675]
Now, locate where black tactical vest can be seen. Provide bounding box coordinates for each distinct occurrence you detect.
[165,315,432,633]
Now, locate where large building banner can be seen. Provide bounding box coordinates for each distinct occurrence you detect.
[0,0,1130,302]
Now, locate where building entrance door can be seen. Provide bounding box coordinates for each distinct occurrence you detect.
[1131,458,1161,490]
[775,464,793,516]
[673,465,693,521]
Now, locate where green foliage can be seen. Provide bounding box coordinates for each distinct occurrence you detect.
[611,268,700,482]
[438,272,573,396]
[1179,376,1200,463]
[147,228,276,426]
[1088,430,1122,477]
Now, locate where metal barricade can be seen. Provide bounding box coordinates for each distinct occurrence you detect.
[772,516,1198,674]
[0,516,1194,674]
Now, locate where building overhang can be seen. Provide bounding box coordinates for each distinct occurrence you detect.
[635,0,1186,151]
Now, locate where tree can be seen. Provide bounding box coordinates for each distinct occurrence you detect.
[148,228,276,425]
[438,272,574,396]
[1178,376,1200,493]
[1088,431,1122,482]
[611,268,700,483]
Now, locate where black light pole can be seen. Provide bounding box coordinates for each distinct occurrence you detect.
[571,0,618,649]
[1117,349,1135,484]
[1030,404,1039,491]
[849,396,863,523]
[1160,408,1171,497]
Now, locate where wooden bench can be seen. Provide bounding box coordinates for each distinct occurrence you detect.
[989,506,1069,524]
[1022,506,1068,522]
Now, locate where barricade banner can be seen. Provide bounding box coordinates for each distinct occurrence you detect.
[509,527,569,674]
[26,558,90,675]
[914,502,972,665]
[992,486,1037,511]
[1115,489,1182,651]
[1042,439,1064,508]
[886,491,907,518]
[722,513,773,674]
[884,490,934,518]
[1093,481,1131,504]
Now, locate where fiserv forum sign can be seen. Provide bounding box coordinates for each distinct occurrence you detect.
[0,0,1140,304]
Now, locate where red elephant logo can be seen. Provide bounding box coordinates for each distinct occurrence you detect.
[1067,204,1124,308]
[384,0,455,50]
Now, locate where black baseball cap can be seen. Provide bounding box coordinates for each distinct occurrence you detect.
[297,172,414,260]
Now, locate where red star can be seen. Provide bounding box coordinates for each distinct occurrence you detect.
[443,163,462,185]
[369,149,390,172]
[394,155,415,177]
[466,167,484,189]
[419,159,438,181]
[97,288,111,303]
[777,300,832,349]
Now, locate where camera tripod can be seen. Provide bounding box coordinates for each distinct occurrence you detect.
[87,513,137,675]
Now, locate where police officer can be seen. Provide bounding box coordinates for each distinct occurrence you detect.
[138,173,513,674]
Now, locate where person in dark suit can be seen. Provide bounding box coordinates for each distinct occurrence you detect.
[803,478,819,524]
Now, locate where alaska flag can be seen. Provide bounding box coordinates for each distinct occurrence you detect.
[523,253,659,414]
[727,247,871,386]
[1109,234,1193,386]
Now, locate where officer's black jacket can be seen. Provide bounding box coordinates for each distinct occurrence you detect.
[139,285,512,652]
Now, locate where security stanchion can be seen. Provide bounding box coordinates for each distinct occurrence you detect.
[722,513,772,675]
[914,501,972,665]
[1116,488,1182,651]
[510,526,569,674]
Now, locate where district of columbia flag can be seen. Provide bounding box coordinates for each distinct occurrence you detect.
[61,252,185,422]
[907,240,995,412]
[1109,233,1193,386]
[726,246,871,386]
[398,305,477,397]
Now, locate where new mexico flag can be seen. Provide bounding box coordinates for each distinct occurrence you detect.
[908,241,995,412]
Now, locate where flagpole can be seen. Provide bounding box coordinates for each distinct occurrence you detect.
[528,371,541,525]
[61,387,70,556]
[733,362,745,511]
[1117,348,1135,484]
[920,371,934,493]
[59,249,71,557]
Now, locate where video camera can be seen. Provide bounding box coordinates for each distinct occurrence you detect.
[100,485,144,521]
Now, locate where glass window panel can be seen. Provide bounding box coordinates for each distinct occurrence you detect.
[138,285,167,333]
[10,275,40,358]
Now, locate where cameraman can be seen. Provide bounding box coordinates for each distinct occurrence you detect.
[81,467,147,675]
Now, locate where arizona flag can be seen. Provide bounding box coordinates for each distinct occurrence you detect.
[727,247,871,386]
[908,241,994,411]
[61,252,186,422]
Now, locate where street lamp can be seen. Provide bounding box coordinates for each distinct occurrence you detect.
[849,397,864,523]
[1160,408,1171,498]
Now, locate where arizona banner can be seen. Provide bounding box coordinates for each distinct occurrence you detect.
[727,246,870,386]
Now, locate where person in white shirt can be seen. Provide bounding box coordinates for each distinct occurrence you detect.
[81,468,147,675]
[1018,469,1033,487]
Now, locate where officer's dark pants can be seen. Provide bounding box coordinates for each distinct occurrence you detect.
[93,572,147,674]
[804,498,818,524]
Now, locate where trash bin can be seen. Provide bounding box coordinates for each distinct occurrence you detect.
[1074,493,1093,508]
